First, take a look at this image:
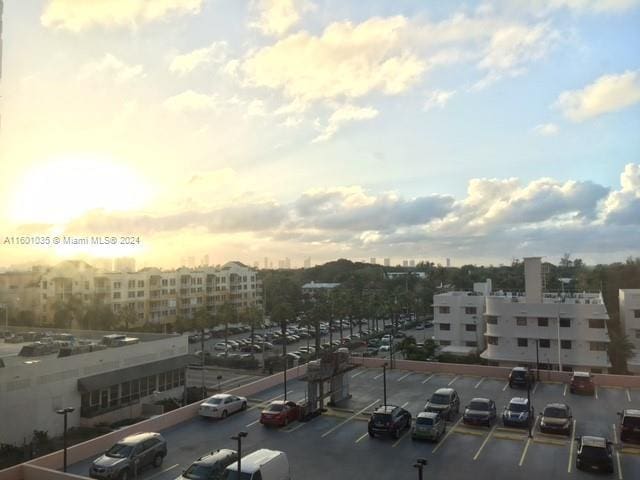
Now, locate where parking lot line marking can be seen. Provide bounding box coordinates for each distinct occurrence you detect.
[475,377,485,389]
[626,388,631,402]
[397,372,412,382]
[284,422,306,433]
[519,438,531,466]
[595,385,599,399]
[373,372,384,380]
[246,419,261,427]
[612,424,617,444]
[502,382,509,391]
[351,370,364,378]
[567,420,576,473]
[532,383,539,395]
[147,464,179,480]
[321,399,380,438]
[616,451,623,480]
[355,432,369,444]
[392,427,411,447]
[448,376,459,386]
[563,384,568,397]
[432,417,463,453]
[473,424,497,461]
[422,374,434,384]
[400,401,409,408]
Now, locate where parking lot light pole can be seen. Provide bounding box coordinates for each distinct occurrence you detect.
[527,380,533,439]
[413,458,427,480]
[56,407,74,472]
[231,431,247,477]
[383,362,387,406]
[535,339,540,381]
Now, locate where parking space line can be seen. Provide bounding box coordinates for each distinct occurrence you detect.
[400,401,409,408]
[373,372,383,380]
[284,422,306,433]
[397,372,412,382]
[613,424,618,444]
[148,464,179,480]
[519,438,531,466]
[532,383,539,395]
[422,374,434,384]
[246,418,261,427]
[392,427,411,447]
[563,384,568,397]
[595,385,599,399]
[351,370,364,378]
[626,388,631,402]
[355,432,369,444]
[474,377,485,389]
[567,420,577,473]
[502,382,509,392]
[448,376,459,386]
[432,417,463,453]
[616,451,623,480]
[321,399,380,438]
[473,424,497,461]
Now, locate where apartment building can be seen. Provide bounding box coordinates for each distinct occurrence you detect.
[433,279,491,353]
[619,289,640,373]
[481,257,611,373]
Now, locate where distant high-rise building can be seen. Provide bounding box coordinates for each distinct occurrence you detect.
[114,257,136,273]
[303,257,311,269]
[384,258,390,267]
[253,261,260,269]
[285,257,291,269]
[263,257,269,269]
[402,260,408,267]
[409,259,415,267]
[201,254,209,267]
[370,257,377,264]
[446,258,451,268]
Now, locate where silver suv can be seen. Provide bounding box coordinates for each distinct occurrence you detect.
[90,432,167,480]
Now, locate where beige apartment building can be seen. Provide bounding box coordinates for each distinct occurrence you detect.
[619,289,640,373]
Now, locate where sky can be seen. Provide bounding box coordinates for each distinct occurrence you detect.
[0,0,639,270]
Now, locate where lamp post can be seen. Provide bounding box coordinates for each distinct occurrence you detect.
[231,431,248,477]
[527,379,533,439]
[413,458,428,480]
[56,407,75,472]
[535,339,540,381]
[382,362,388,407]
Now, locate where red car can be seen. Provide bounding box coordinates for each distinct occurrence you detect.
[570,371,595,395]
[260,400,300,427]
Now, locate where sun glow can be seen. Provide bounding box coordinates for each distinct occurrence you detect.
[8,154,153,225]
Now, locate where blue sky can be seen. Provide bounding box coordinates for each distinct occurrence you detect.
[0,0,639,269]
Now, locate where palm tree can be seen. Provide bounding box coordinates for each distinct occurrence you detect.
[241,305,263,353]
[608,328,635,374]
[117,304,137,331]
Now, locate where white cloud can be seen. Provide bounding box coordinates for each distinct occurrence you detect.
[41,0,203,32]
[163,90,219,112]
[555,70,640,122]
[169,41,227,76]
[424,90,456,111]
[246,99,267,117]
[250,0,315,37]
[312,105,379,143]
[78,54,144,84]
[533,123,559,135]
[601,163,640,224]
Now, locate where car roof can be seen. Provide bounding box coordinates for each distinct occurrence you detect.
[572,371,591,377]
[622,409,640,417]
[581,436,607,448]
[227,449,285,473]
[374,405,399,414]
[469,397,491,403]
[417,412,440,419]
[508,397,529,405]
[209,394,233,400]
[544,403,569,410]
[195,449,237,465]
[434,388,455,395]
[512,367,528,371]
[119,432,162,444]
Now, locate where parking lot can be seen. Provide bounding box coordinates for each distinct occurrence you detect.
[68,365,640,480]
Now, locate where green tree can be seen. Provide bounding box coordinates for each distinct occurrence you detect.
[241,305,264,352]
[608,328,635,374]
[216,302,236,350]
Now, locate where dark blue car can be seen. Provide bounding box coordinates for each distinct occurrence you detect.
[502,397,533,428]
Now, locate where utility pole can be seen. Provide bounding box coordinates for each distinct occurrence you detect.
[382,362,387,406]
[231,432,247,477]
[56,407,75,472]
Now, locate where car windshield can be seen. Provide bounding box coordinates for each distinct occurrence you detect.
[416,417,434,425]
[544,407,567,418]
[512,370,526,378]
[208,398,223,405]
[581,445,608,459]
[267,404,284,412]
[509,403,528,412]
[430,394,450,404]
[372,413,391,423]
[105,443,132,458]
[469,401,489,411]
[622,416,640,428]
[183,464,215,480]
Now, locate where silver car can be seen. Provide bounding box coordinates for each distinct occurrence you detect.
[90,432,166,480]
[412,412,446,442]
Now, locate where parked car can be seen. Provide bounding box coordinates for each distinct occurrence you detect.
[175,448,238,480]
[502,397,533,428]
[618,409,640,443]
[424,388,460,421]
[223,449,290,480]
[378,345,390,353]
[412,411,446,442]
[463,398,497,427]
[415,324,425,330]
[575,436,614,473]
[539,403,573,435]
[570,371,595,395]
[89,432,166,480]
[260,400,301,427]
[509,367,535,389]
[198,394,247,419]
[368,405,412,439]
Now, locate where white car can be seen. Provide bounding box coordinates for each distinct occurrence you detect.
[198,394,248,419]
[379,345,390,353]
[214,342,230,351]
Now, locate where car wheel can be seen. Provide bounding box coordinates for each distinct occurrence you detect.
[394,428,400,439]
[153,453,163,468]
[369,431,374,437]
[119,469,129,480]
[241,402,247,411]
[222,410,228,419]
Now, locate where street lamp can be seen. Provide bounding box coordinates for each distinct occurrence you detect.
[231,431,248,477]
[382,362,388,407]
[56,407,75,472]
[413,458,428,480]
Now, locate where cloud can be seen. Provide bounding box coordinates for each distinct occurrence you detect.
[41,0,203,32]
[424,90,456,111]
[250,0,315,37]
[555,70,640,122]
[163,90,219,112]
[78,54,144,84]
[532,123,559,135]
[169,41,227,76]
[312,105,379,142]
[601,163,640,224]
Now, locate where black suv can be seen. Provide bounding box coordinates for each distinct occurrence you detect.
[177,449,238,480]
[90,432,167,480]
[618,409,640,443]
[424,388,460,421]
[575,436,614,473]
[368,405,412,439]
[509,367,535,388]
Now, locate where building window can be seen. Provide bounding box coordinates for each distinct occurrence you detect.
[559,318,571,328]
[128,291,135,298]
[438,306,450,314]
[465,341,478,347]
[138,280,144,288]
[517,338,528,347]
[465,307,477,315]
[636,331,640,339]
[487,336,498,345]
[561,340,572,350]
[633,309,640,318]
[137,290,144,297]
[113,292,121,299]
[121,381,130,403]
[439,340,451,346]
[465,324,477,332]
[128,280,135,288]
[588,319,605,329]
[109,385,119,407]
[439,323,451,331]
[589,342,607,351]
[538,318,549,327]
[539,339,550,348]
[486,316,498,325]
[516,317,527,326]
[113,282,121,289]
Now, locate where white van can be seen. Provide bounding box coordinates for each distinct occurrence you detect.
[224,449,290,480]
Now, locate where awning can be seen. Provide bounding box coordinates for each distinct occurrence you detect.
[77,355,193,393]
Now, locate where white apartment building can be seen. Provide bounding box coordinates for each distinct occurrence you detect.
[619,289,640,373]
[433,280,491,353]
[0,329,190,445]
[481,257,611,373]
